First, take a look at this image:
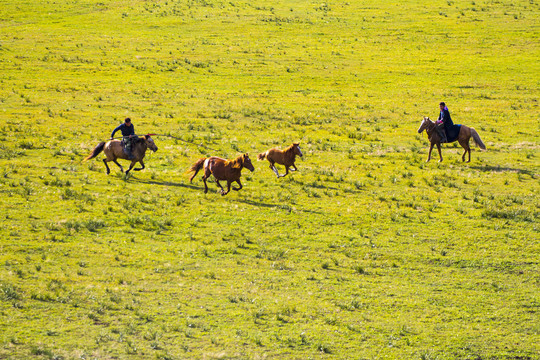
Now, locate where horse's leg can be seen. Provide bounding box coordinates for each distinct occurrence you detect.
[215,180,225,194]
[125,160,136,175]
[269,161,279,177]
[202,168,212,193]
[427,143,434,162]
[104,147,120,174]
[202,175,209,193]
[463,134,471,162]
[279,166,290,178]
[103,159,111,174]
[459,140,470,162]
[436,143,443,162]
[232,180,243,191]
[291,163,298,172]
[221,181,231,196]
[134,160,145,171]
[112,160,124,173]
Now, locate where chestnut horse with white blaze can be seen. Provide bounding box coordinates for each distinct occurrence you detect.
[258,142,303,177]
[83,135,158,174]
[417,117,486,162]
[188,154,255,195]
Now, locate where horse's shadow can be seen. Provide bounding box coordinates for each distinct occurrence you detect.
[233,198,325,215]
[131,178,200,190]
[468,165,536,176]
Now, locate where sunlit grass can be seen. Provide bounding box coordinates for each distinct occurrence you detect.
[0,0,538,359]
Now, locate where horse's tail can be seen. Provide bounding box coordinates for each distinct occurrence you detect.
[257,151,267,161]
[186,158,206,182]
[83,142,106,161]
[470,128,486,150]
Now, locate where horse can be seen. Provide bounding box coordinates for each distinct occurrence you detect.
[83,135,158,175]
[417,117,486,162]
[188,154,255,195]
[257,142,303,177]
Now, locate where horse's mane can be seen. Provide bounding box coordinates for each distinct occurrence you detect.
[283,143,299,157]
[227,155,244,169]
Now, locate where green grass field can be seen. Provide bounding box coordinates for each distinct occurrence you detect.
[0,0,538,359]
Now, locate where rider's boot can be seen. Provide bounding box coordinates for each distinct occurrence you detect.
[124,145,134,160]
[437,126,447,143]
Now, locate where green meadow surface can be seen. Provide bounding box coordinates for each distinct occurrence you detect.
[0,0,539,359]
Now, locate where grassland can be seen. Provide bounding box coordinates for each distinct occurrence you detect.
[0,0,539,359]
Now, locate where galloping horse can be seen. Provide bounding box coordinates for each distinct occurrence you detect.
[83,135,158,174]
[188,154,255,195]
[258,142,303,177]
[417,117,486,162]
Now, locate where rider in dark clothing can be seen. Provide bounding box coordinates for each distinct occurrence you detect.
[436,102,450,143]
[111,118,136,159]
[436,102,461,143]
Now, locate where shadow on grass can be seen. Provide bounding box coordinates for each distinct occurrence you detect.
[468,165,536,176]
[232,198,325,215]
[134,178,200,190]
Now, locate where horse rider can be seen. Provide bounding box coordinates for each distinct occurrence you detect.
[111,117,136,160]
[435,101,451,143]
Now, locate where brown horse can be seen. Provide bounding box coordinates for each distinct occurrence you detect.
[83,135,158,174]
[417,117,486,162]
[257,142,303,177]
[188,154,255,195]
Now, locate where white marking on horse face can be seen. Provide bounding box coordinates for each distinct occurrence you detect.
[297,146,303,157]
[418,119,426,133]
[147,137,158,151]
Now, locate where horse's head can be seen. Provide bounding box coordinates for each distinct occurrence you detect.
[242,154,255,172]
[417,117,431,134]
[293,142,303,157]
[144,135,158,152]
